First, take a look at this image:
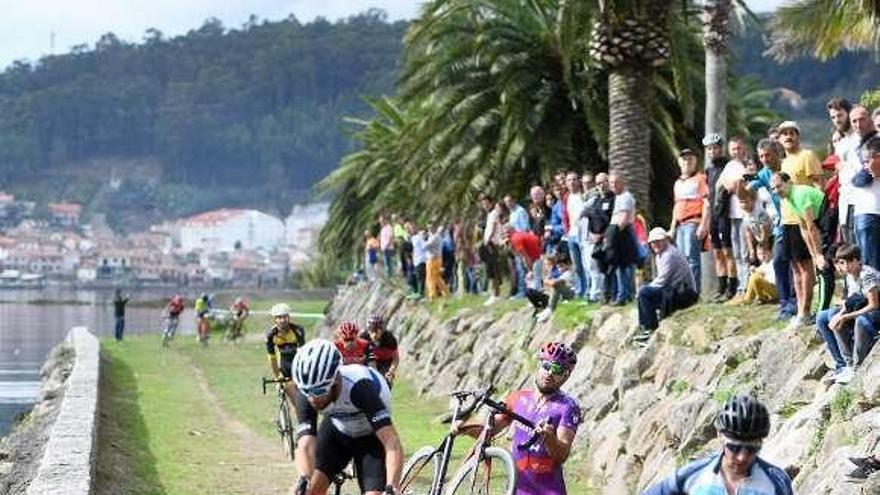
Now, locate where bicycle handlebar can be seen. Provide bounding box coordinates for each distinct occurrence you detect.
[261,376,291,395]
[449,385,541,449]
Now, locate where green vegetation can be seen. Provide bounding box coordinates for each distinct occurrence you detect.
[668,379,692,396]
[778,401,803,420]
[830,388,856,422]
[712,387,738,406]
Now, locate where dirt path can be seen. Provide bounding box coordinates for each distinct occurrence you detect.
[187,359,297,495]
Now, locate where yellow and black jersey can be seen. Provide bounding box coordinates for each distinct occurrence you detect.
[266,324,306,364]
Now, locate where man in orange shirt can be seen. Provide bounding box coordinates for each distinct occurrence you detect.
[670,148,710,294]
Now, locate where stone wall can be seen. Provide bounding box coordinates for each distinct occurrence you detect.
[323,281,880,494]
[26,327,99,495]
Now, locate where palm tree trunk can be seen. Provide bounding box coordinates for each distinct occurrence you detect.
[608,66,652,214]
[704,47,727,139]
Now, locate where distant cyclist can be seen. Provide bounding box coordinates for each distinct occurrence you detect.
[334,321,375,367]
[161,294,185,343]
[228,296,250,340]
[454,341,582,495]
[360,314,399,386]
[265,303,306,401]
[194,293,211,344]
[292,339,403,495]
[642,394,792,495]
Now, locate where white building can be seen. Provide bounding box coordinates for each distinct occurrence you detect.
[178,208,285,253]
[285,202,329,269]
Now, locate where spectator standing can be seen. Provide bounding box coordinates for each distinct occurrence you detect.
[816,244,880,384]
[564,173,588,299]
[670,149,709,294]
[607,173,638,305]
[840,105,878,247]
[364,230,381,281]
[394,215,412,280]
[632,228,698,346]
[528,185,552,237]
[547,184,567,257]
[849,118,880,271]
[480,194,505,306]
[718,137,749,299]
[704,133,734,301]
[582,173,615,302]
[505,194,530,298]
[827,97,854,156]
[113,289,130,341]
[749,139,795,320]
[772,171,826,330]
[379,214,395,278]
[411,225,428,298]
[424,223,450,300]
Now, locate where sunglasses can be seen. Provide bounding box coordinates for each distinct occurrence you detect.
[301,385,331,398]
[724,441,761,456]
[540,361,567,376]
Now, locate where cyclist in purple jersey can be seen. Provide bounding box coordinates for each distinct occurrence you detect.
[491,342,582,495]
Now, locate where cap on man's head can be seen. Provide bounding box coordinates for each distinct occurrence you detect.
[678,148,696,158]
[777,121,800,134]
[647,227,670,243]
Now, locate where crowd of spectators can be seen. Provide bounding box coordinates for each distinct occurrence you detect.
[359,100,880,377]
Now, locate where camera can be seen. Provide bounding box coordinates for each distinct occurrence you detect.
[742,173,759,182]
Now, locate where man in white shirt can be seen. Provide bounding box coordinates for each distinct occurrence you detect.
[840,104,876,246]
[564,172,588,299]
[717,136,749,299]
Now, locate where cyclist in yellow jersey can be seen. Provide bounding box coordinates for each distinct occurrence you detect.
[266,303,306,401]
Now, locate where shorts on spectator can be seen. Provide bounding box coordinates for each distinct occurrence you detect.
[710,215,732,249]
[782,224,811,262]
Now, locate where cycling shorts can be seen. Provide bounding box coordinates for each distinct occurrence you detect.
[315,420,385,493]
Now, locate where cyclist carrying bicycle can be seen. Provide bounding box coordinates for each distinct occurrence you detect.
[334,321,375,367]
[292,339,403,495]
[454,341,582,495]
[266,303,306,401]
[642,394,792,495]
[360,314,399,386]
[229,296,250,339]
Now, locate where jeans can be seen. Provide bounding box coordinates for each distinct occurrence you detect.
[115,316,125,341]
[817,307,848,370]
[568,236,588,298]
[383,249,396,277]
[584,240,605,301]
[528,258,544,291]
[675,222,701,294]
[773,237,796,316]
[637,285,698,330]
[513,256,527,297]
[855,213,880,271]
[615,264,635,303]
[730,218,748,292]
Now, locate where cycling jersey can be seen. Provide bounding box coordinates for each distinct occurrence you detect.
[642,452,793,495]
[359,331,398,375]
[505,389,582,495]
[265,323,305,378]
[335,338,374,366]
[195,298,208,317]
[231,302,249,317]
[168,300,184,316]
[295,364,392,439]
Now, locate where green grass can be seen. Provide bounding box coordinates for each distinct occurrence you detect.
[552,300,598,330]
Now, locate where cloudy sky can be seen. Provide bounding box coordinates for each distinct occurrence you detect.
[0,0,789,70]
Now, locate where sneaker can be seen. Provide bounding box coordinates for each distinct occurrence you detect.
[835,366,856,385]
[847,457,880,481]
[784,315,807,332]
[821,368,841,384]
[849,456,876,467]
[536,308,552,323]
[484,295,498,306]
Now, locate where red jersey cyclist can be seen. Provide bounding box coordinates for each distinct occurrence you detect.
[360,314,399,386]
[334,321,375,366]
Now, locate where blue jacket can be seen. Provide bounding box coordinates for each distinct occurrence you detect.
[642,452,792,495]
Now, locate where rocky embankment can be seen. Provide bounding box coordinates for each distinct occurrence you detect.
[0,345,74,494]
[323,281,880,494]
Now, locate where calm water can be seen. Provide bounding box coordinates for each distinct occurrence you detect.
[0,288,198,437]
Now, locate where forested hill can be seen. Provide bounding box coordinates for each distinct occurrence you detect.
[0,10,406,193]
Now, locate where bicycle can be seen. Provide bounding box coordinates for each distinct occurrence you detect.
[160,314,180,348]
[294,469,358,495]
[223,315,246,344]
[262,377,296,461]
[400,385,537,495]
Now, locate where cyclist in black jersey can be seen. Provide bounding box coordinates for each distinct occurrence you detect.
[292,339,403,495]
[265,303,306,402]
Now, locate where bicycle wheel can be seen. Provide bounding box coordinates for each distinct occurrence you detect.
[400,445,441,495]
[443,447,516,495]
[278,400,296,461]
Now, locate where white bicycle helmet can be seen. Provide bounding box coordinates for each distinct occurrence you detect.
[269,303,291,317]
[293,339,342,395]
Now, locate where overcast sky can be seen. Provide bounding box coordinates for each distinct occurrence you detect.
[0,0,789,70]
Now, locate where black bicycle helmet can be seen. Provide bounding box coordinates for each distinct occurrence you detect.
[714,394,771,441]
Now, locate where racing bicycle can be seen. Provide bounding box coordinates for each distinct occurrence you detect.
[262,376,296,461]
[400,385,538,495]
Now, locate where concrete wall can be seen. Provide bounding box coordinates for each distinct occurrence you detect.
[26,327,99,495]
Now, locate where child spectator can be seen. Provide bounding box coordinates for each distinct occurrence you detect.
[737,244,778,305]
[738,188,773,266]
[528,255,575,323]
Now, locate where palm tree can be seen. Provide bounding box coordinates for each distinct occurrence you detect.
[589,1,674,212]
[768,0,880,61]
[702,0,733,142]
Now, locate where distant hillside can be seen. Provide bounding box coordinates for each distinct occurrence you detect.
[730,15,880,139]
[0,10,406,193]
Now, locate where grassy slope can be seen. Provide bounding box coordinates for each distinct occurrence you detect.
[97,297,595,494]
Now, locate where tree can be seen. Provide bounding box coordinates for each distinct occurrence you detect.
[703,0,733,143]
[768,0,880,61]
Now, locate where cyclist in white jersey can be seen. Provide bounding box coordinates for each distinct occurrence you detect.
[292,339,403,495]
